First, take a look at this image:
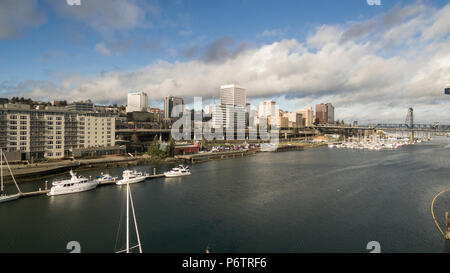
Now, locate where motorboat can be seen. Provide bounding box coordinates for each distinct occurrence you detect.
[164,165,191,177]
[116,170,149,185]
[95,172,118,184]
[48,170,98,196]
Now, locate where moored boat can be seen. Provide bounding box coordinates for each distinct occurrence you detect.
[48,170,98,196]
[164,165,191,177]
[116,170,148,185]
[95,172,119,184]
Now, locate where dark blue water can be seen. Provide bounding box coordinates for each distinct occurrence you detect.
[1,137,450,253]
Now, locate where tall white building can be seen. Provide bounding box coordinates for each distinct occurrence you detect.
[220,84,246,107]
[257,100,278,126]
[208,84,247,130]
[126,91,148,112]
[206,104,245,129]
[296,107,314,127]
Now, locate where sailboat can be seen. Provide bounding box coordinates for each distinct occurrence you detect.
[115,183,143,253]
[0,148,22,203]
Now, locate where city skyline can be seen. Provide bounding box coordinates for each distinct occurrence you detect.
[0,0,450,123]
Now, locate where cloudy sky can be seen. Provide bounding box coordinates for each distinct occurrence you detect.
[0,0,449,123]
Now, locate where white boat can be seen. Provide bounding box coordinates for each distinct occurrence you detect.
[0,148,22,203]
[48,170,98,196]
[164,165,191,177]
[116,170,148,185]
[115,183,142,253]
[95,172,118,184]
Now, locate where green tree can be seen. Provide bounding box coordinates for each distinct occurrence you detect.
[168,138,175,157]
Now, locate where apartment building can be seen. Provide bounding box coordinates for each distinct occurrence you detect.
[0,104,115,161]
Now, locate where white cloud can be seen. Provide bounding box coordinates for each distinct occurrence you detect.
[6,2,450,123]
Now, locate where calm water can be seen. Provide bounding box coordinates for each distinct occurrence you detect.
[2,137,450,253]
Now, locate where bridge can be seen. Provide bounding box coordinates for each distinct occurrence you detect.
[313,124,450,133]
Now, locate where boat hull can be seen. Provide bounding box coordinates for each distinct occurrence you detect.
[47,183,98,196]
[116,176,147,185]
[0,193,21,203]
[164,172,191,177]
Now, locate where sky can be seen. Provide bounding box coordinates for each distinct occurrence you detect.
[0,0,450,123]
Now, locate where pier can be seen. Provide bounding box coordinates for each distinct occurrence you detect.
[16,168,167,200]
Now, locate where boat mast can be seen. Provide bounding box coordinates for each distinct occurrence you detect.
[129,184,142,253]
[126,183,129,253]
[2,150,21,194]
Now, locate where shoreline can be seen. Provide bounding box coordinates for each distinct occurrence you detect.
[1,142,325,184]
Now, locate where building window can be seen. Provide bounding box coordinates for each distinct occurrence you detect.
[10,115,17,119]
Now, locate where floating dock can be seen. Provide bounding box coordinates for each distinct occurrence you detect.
[17,168,166,200]
[21,189,50,197]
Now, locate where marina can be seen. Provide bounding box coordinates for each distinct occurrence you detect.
[1,137,450,252]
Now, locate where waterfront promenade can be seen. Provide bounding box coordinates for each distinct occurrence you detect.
[0,142,325,183]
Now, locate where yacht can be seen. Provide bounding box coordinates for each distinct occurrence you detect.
[95,172,118,184]
[164,165,191,177]
[48,170,98,196]
[116,170,148,185]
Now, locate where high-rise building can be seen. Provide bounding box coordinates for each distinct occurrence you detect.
[220,84,246,107]
[296,113,305,128]
[207,84,246,130]
[326,103,334,124]
[315,104,328,124]
[296,107,314,127]
[126,91,148,113]
[164,96,184,120]
[257,100,277,127]
[206,104,245,129]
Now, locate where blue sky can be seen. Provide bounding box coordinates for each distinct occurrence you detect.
[1,0,450,123]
